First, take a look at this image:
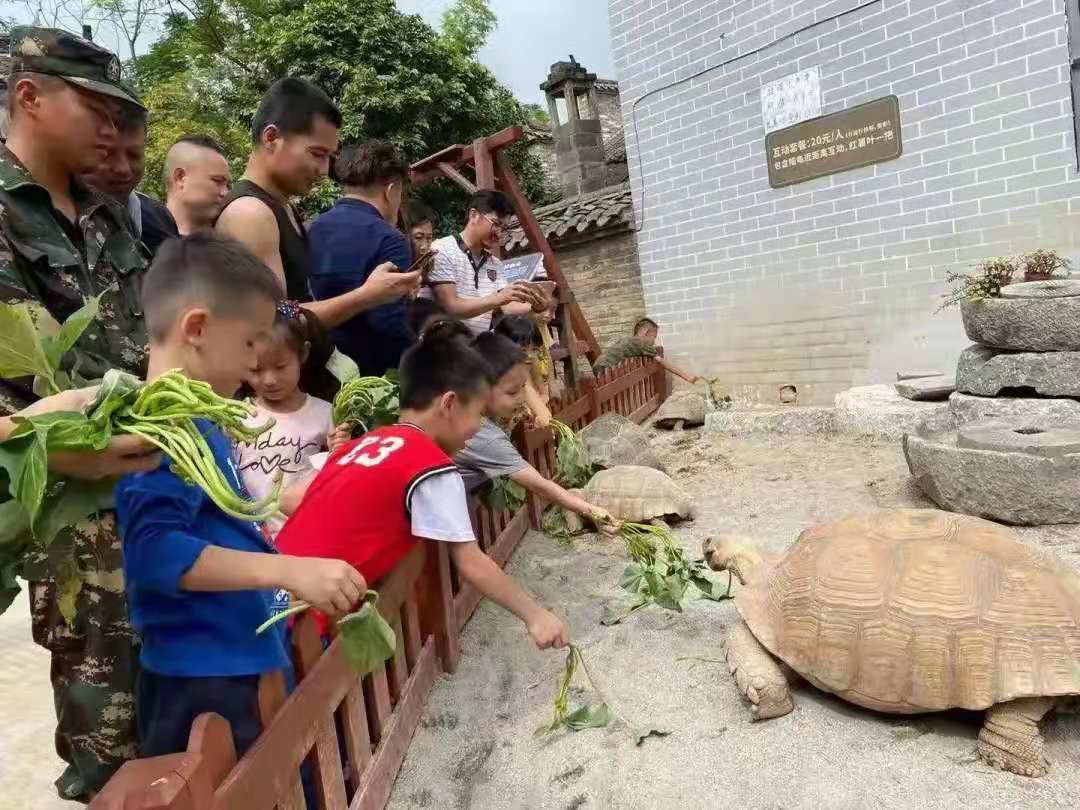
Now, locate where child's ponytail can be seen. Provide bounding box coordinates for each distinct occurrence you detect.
[275,301,340,401]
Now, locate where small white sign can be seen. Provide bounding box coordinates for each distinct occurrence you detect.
[761,67,822,134]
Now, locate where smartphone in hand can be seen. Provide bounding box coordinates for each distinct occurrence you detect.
[407,249,436,278]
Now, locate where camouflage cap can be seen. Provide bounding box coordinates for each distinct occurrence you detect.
[7,26,144,110]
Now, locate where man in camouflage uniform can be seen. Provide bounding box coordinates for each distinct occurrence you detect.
[0,27,155,802]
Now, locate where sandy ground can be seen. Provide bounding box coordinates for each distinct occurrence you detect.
[387,431,1080,810]
[3,431,1080,808]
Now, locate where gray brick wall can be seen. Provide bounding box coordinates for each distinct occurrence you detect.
[609,0,1080,404]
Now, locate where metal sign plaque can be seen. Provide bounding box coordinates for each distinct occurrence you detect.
[765,95,902,189]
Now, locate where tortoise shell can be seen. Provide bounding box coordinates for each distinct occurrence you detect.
[653,390,707,429]
[580,414,664,471]
[737,509,1080,714]
[582,465,693,522]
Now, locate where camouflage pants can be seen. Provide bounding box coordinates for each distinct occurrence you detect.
[26,512,140,803]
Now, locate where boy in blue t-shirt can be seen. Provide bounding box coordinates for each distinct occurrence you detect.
[115,233,366,758]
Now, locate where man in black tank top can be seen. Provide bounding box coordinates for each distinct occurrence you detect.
[217,77,419,332]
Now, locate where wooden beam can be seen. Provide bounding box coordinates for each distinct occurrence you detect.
[410,126,524,187]
[473,137,495,190]
[436,162,477,195]
[494,151,600,361]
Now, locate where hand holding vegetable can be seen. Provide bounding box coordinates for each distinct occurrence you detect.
[48,434,161,480]
[284,557,366,618]
[526,607,571,650]
[590,506,620,536]
[327,422,352,453]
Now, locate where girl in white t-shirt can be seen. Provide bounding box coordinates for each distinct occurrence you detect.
[235,301,349,540]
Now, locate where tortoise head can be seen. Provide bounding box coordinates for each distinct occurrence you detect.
[702,535,763,586]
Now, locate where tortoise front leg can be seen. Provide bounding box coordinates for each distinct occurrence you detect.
[726,621,793,721]
[977,697,1054,777]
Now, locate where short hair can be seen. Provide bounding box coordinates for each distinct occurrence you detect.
[404,200,436,229]
[162,134,227,189]
[332,140,409,187]
[467,189,513,219]
[250,77,342,144]
[142,232,284,341]
[634,317,659,334]
[399,319,492,409]
[7,72,65,115]
[407,297,448,338]
[472,330,527,381]
[116,102,147,134]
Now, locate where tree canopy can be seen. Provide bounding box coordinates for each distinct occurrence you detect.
[131,0,551,223]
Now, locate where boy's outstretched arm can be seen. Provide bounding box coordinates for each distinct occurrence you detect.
[511,466,617,531]
[657,356,700,384]
[448,541,570,649]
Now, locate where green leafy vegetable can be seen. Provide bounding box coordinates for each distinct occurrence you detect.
[332,374,400,435]
[541,504,580,544]
[550,420,594,489]
[479,476,526,513]
[0,296,101,396]
[256,591,397,677]
[535,645,610,738]
[602,522,733,618]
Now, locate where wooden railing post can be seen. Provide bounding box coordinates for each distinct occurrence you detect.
[418,541,459,673]
[581,376,601,423]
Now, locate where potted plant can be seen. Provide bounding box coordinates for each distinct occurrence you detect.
[1019,248,1071,282]
[937,256,1017,311]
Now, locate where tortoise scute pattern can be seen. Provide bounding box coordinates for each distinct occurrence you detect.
[739,510,1080,714]
[653,390,707,428]
[583,465,693,522]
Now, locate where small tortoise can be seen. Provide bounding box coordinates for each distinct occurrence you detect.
[703,509,1080,778]
[583,465,693,523]
[653,389,707,430]
[580,413,664,471]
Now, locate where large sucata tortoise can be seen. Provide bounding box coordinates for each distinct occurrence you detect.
[703,509,1080,777]
[579,413,664,471]
[584,465,693,523]
[653,389,707,430]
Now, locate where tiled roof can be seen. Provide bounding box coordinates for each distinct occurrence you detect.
[504,182,635,252]
[596,78,619,94]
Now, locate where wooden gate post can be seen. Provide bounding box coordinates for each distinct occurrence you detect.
[417,541,459,673]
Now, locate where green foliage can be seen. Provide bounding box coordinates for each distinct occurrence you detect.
[535,645,611,738]
[256,591,397,677]
[479,476,526,514]
[0,296,101,396]
[1020,248,1071,281]
[550,420,594,489]
[333,374,400,435]
[938,257,1017,311]
[131,0,550,217]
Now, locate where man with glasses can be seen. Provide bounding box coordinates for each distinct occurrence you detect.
[424,189,546,334]
[0,27,158,801]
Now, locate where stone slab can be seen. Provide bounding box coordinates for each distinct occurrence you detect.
[894,375,955,401]
[705,406,835,435]
[833,384,949,440]
[961,294,1080,351]
[955,344,1080,397]
[998,279,1080,298]
[896,370,942,381]
[948,391,1080,427]
[903,427,1080,525]
[956,421,1080,458]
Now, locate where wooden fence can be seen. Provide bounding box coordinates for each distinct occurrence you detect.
[91,359,667,810]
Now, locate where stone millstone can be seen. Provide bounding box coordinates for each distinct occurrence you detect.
[998,279,1080,298]
[903,420,1080,525]
[956,421,1080,458]
[894,375,955,401]
[834,385,948,440]
[949,391,1080,426]
[896,370,942,381]
[961,288,1080,351]
[955,344,1080,397]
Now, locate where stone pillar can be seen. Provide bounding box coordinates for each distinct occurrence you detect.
[541,56,607,198]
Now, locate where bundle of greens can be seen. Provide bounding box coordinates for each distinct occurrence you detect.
[534,645,611,737]
[0,369,280,540]
[479,476,526,514]
[0,295,102,396]
[601,521,733,625]
[550,419,593,488]
[332,374,400,435]
[256,591,396,676]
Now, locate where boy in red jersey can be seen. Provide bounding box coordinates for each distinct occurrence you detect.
[276,320,570,649]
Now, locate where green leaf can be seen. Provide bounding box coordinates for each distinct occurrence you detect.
[0,423,50,527]
[0,499,30,617]
[34,478,116,547]
[41,294,102,372]
[0,302,54,385]
[599,597,648,626]
[337,592,397,676]
[690,571,733,602]
[620,563,645,593]
[479,476,526,513]
[563,702,611,731]
[55,558,83,628]
[633,725,671,746]
[325,348,360,386]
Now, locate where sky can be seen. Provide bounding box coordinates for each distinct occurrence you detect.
[0,0,616,106]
